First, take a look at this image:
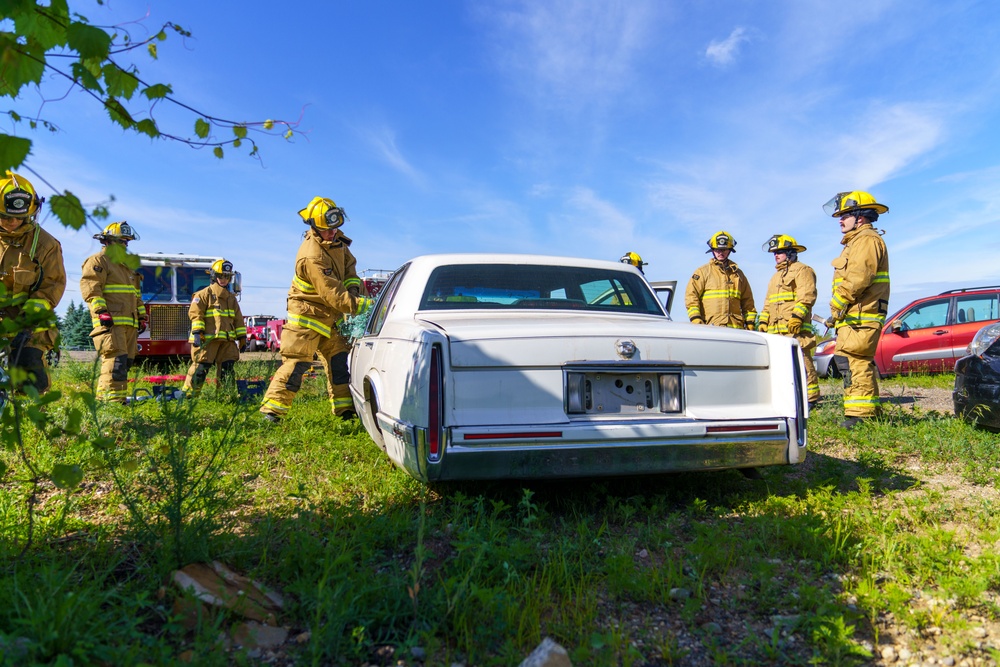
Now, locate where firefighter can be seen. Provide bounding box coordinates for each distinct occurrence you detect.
[80,222,146,403]
[823,191,890,428]
[619,251,647,274]
[0,171,66,394]
[182,259,246,397]
[260,197,371,423]
[685,231,757,328]
[758,234,820,406]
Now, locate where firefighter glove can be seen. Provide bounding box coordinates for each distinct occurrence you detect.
[787,316,803,335]
[98,312,113,328]
[237,336,247,349]
[823,316,837,329]
[192,332,202,347]
[690,316,705,325]
[137,319,147,334]
[347,285,360,298]
[757,323,768,333]
[745,321,756,331]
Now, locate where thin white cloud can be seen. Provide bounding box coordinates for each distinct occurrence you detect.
[705,27,750,67]
[482,0,656,106]
[360,125,424,185]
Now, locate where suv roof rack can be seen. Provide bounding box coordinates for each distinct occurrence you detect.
[938,286,1000,295]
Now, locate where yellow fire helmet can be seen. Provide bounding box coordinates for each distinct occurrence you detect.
[706,230,736,253]
[209,258,235,279]
[763,234,806,253]
[1,170,42,219]
[298,196,348,230]
[823,191,889,218]
[619,251,647,268]
[93,221,139,242]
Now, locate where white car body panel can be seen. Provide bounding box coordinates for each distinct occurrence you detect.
[349,253,809,482]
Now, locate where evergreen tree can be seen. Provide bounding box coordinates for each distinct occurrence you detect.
[60,302,94,351]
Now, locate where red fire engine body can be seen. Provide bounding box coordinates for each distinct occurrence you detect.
[136,253,242,359]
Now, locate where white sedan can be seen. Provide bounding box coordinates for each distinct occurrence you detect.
[349,254,809,482]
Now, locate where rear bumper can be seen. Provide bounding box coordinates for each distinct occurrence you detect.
[377,415,807,482]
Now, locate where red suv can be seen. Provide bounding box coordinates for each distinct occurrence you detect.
[815,286,1000,376]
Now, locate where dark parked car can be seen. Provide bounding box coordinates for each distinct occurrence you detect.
[953,322,1000,432]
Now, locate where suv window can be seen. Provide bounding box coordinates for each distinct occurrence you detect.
[897,298,949,331]
[954,293,999,324]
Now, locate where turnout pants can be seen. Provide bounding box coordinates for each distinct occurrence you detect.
[260,323,353,419]
[183,339,240,396]
[795,332,820,404]
[5,327,57,394]
[91,325,138,402]
[835,325,881,418]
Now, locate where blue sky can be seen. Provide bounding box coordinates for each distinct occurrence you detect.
[18,0,1000,322]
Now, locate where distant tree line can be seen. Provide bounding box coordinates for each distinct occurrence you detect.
[57,302,93,350]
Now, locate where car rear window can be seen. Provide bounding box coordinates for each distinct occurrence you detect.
[419,264,663,315]
[954,293,1000,324]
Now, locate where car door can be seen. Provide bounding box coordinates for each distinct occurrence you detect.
[648,280,676,318]
[952,292,1000,357]
[878,297,953,374]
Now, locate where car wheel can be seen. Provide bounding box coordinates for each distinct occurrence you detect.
[825,361,839,379]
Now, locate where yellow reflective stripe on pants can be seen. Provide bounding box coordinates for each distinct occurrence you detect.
[261,398,291,415]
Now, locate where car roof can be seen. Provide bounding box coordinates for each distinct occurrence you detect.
[404,253,639,272]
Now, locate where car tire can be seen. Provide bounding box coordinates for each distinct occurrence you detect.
[825,362,839,379]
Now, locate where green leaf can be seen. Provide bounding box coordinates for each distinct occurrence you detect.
[194,118,210,139]
[14,6,68,51]
[104,97,135,129]
[232,138,241,148]
[147,42,157,60]
[51,463,84,490]
[213,146,224,159]
[263,119,274,130]
[135,119,159,138]
[142,83,172,100]
[156,30,167,41]
[91,436,115,451]
[70,61,103,94]
[0,133,32,172]
[103,63,139,99]
[105,243,140,269]
[233,124,247,139]
[48,192,87,230]
[65,408,83,435]
[65,21,111,60]
[0,40,47,94]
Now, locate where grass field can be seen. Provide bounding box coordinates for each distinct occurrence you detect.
[1,359,998,666]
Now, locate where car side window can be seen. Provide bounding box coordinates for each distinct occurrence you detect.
[954,294,999,324]
[365,264,408,337]
[897,298,950,330]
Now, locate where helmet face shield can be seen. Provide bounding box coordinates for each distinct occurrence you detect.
[322,206,346,230]
[824,190,888,218]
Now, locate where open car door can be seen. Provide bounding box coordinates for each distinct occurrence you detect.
[649,280,677,319]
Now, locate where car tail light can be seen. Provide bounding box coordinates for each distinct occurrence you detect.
[659,373,681,413]
[428,345,443,460]
[566,372,589,413]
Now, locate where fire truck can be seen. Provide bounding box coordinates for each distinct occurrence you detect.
[361,269,393,298]
[243,314,275,352]
[136,253,241,359]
